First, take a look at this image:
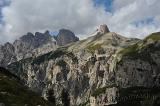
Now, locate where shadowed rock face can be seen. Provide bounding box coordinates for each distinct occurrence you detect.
[13,31,58,61]
[0,42,16,67]
[0,31,57,67]
[56,29,79,46]
[0,29,79,67]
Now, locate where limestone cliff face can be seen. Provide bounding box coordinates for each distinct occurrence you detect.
[4,25,160,106]
[115,37,160,88]
[0,42,16,66]
[0,29,79,67]
[7,30,143,105]
[13,31,58,61]
[0,31,57,67]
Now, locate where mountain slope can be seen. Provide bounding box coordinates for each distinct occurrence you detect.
[0,29,79,67]
[7,25,141,105]
[6,24,160,106]
[0,67,53,106]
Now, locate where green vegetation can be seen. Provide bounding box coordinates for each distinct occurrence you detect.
[107,87,160,106]
[46,89,56,105]
[118,32,160,57]
[118,43,139,56]
[0,67,53,106]
[91,86,107,97]
[56,60,67,67]
[117,32,160,63]
[117,43,156,64]
[61,89,70,106]
[108,86,160,106]
[144,32,160,41]
[86,43,103,54]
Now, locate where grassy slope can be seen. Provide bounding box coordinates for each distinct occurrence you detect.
[0,67,53,106]
[144,32,160,41]
[118,32,160,57]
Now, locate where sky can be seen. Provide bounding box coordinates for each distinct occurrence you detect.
[0,0,160,44]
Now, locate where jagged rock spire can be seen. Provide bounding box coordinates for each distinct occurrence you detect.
[97,24,110,34]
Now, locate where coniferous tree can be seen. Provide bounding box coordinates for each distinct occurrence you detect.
[61,89,70,106]
[46,89,56,105]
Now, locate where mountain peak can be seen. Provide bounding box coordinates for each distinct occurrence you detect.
[97,24,110,34]
[56,29,79,46]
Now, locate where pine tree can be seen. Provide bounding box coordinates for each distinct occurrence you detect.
[61,89,70,106]
[46,89,56,105]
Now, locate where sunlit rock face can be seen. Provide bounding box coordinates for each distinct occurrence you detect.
[97,24,110,34]
[7,26,143,105]
[4,26,160,106]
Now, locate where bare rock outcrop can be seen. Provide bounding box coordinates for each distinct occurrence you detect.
[56,29,79,46]
[97,24,110,34]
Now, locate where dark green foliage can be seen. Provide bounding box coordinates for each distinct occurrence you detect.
[56,60,69,81]
[56,60,67,67]
[0,67,20,80]
[86,43,103,54]
[118,32,160,63]
[91,86,107,97]
[91,84,118,97]
[7,57,32,75]
[118,33,160,65]
[66,52,78,64]
[46,89,56,105]
[144,32,160,41]
[118,43,139,56]
[108,87,160,106]
[120,42,160,65]
[0,67,53,106]
[61,89,70,106]
[153,97,160,106]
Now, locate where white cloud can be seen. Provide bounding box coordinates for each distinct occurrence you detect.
[0,0,110,43]
[109,0,160,38]
[0,0,160,43]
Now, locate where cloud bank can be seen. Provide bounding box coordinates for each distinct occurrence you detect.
[0,0,160,43]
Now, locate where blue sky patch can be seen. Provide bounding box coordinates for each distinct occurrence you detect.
[0,0,11,22]
[132,17,154,27]
[93,0,113,12]
[50,31,59,36]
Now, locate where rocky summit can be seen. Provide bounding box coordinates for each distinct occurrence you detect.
[1,24,160,106]
[0,29,79,67]
[56,29,79,46]
[97,24,110,34]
